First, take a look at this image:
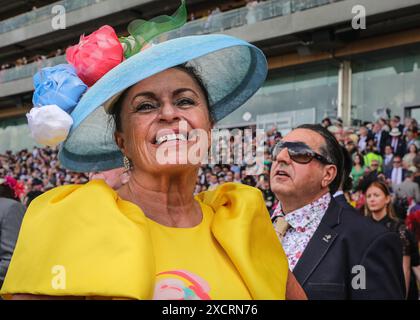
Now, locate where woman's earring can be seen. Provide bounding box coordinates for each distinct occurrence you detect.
[123,155,132,171]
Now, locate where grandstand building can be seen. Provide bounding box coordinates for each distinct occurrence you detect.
[1,0,420,152]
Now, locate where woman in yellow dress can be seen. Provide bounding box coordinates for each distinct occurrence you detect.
[1,6,305,300]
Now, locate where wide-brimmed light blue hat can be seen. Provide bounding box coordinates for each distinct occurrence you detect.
[58,34,268,172]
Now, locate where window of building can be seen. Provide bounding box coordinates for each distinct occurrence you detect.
[352,50,420,123]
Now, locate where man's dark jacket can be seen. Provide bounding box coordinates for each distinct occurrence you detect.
[334,194,356,213]
[386,136,407,158]
[293,198,405,299]
[376,130,389,155]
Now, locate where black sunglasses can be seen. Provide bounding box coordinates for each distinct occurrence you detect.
[272,141,333,165]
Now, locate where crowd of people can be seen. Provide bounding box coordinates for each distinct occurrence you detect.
[0,114,419,299]
[1,115,419,248]
[0,147,88,207]
[1,115,419,226]
[2,0,419,302]
[323,116,420,221]
[0,48,64,72]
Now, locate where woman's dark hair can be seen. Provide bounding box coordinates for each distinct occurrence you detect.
[296,124,344,194]
[366,137,375,145]
[408,144,418,153]
[0,184,19,201]
[353,152,364,167]
[110,64,211,133]
[340,145,353,192]
[322,117,332,127]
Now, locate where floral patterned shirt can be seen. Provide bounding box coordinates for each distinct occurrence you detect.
[271,193,331,271]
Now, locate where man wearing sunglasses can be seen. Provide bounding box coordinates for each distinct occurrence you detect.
[270,124,405,299]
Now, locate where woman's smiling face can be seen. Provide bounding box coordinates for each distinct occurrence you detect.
[114,67,212,173]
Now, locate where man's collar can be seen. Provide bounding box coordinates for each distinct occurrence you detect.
[272,193,331,229]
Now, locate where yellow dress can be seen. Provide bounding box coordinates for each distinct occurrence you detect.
[0,180,288,299]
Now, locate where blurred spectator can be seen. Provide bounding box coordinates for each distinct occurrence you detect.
[363,137,383,172]
[211,7,222,31]
[357,126,370,153]
[386,156,407,188]
[344,139,356,156]
[378,117,391,132]
[256,174,275,213]
[321,117,332,128]
[394,171,420,216]
[373,121,389,155]
[351,153,366,191]
[242,175,256,187]
[407,205,420,246]
[405,127,419,150]
[233,172,242,183]
[360,159,381,193]
[403,144,418,171]
[388,128,407,158]
[364,180,412,298]
[391,116,405,133]
[404,117,413,134]
[0,178,25,289]
[383,145,395,173]
[333,146,354,211]
[327,124,345,143]
[204,9,214,32]
[245,0,259,24]
[207,173,219,191]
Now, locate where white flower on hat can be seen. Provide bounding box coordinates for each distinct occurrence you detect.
[27,105,73,147]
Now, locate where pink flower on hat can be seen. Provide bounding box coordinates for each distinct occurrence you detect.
[66,25,124,87]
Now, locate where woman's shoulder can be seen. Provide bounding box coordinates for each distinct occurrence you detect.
[32,180,115,205]
[1,179,154,299]
[403,153,414,160]
[385,218,410,238]
[393,220,412,255]
[196,182,288,299]
[23,179,138,231]
[34,179,113,201]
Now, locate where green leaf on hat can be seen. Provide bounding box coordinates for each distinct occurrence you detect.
[119,0,187,59]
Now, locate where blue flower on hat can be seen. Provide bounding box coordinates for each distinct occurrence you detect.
[32,64,88,113]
